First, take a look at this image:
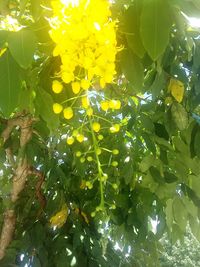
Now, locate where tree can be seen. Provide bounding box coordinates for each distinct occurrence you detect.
[0,0,200,266]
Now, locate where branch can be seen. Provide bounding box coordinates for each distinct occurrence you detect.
[29,167,46,216]
[0,210,16,260]
[0,114,34,260]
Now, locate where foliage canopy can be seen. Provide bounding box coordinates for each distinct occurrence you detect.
[0,0,200,266]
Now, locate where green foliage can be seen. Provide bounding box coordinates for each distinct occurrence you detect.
[160,227,200,267]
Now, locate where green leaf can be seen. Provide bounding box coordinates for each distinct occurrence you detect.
[173,197,187,232]
[149,166,164,183]
[139,155,155,172]
[0,30,9,47]
[35,88,60,132]
[140,0,172,60]
[165,199,173,230]
[140,113,154,132]
[19,87,34,113]
[194,129,200,158]
[164,171,178,183]
[123,3,145,58]
[30,0,42,21]
[189,216,200,242]
[120,49,144,90]
[150,71,167,99]
[0,51,22,117]
[189,174,200,198]
[171,102,188,131]
[7,29,37,68]
[142,132,156,155]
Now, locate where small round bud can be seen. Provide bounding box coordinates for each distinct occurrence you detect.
[76,151,82,157]
[80,157,85,163]
[96,148,102,155]
[87,156,93,162]
[98,135,104,141]
[112,183,118,190]
[112,149,119,155]
[112,161,118,167]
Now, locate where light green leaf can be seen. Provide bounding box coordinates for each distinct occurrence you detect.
[173,197,187,232]
[189,216,200,242]
[7,29,37,69]
[35,88,60,132]
[0,51,22,117]
[189,174,200,198]
[171,102,188,131]
[139,155,155,172]
[140,0,172,60]
[165,199,173,230]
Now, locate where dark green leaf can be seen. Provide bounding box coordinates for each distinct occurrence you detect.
[164,171,178,183]
[0,51,22,117]
[123,3,145,58]
[120,49,144,90]
[142,132,156,155]
[149,166,164,183]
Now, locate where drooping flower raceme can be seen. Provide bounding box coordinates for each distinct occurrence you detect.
[49,0,121,215]
[49,0,118,90]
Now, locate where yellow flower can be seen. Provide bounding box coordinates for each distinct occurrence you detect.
[53,103,63,114]
[67,136,74,145]
[49,204,68,228]
[52,80,63,94]
[100,100,109,111]
[86,107,93,116]
[109,99,121,109]
[81,96,90,109]
[49,0,118,89]
[63,107,73,119]
[61,72,74,84]
[110,124,120,133]
[115,100,121,110]
[100,78,106,89]
[81,79,90,90]
[72,81,81,94]
[104,72,113,83]
[76,133,84,143]
[92,122,101,133]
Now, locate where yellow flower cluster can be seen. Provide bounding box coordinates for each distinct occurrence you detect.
[100,99,121,111]
[49,0,118,90]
